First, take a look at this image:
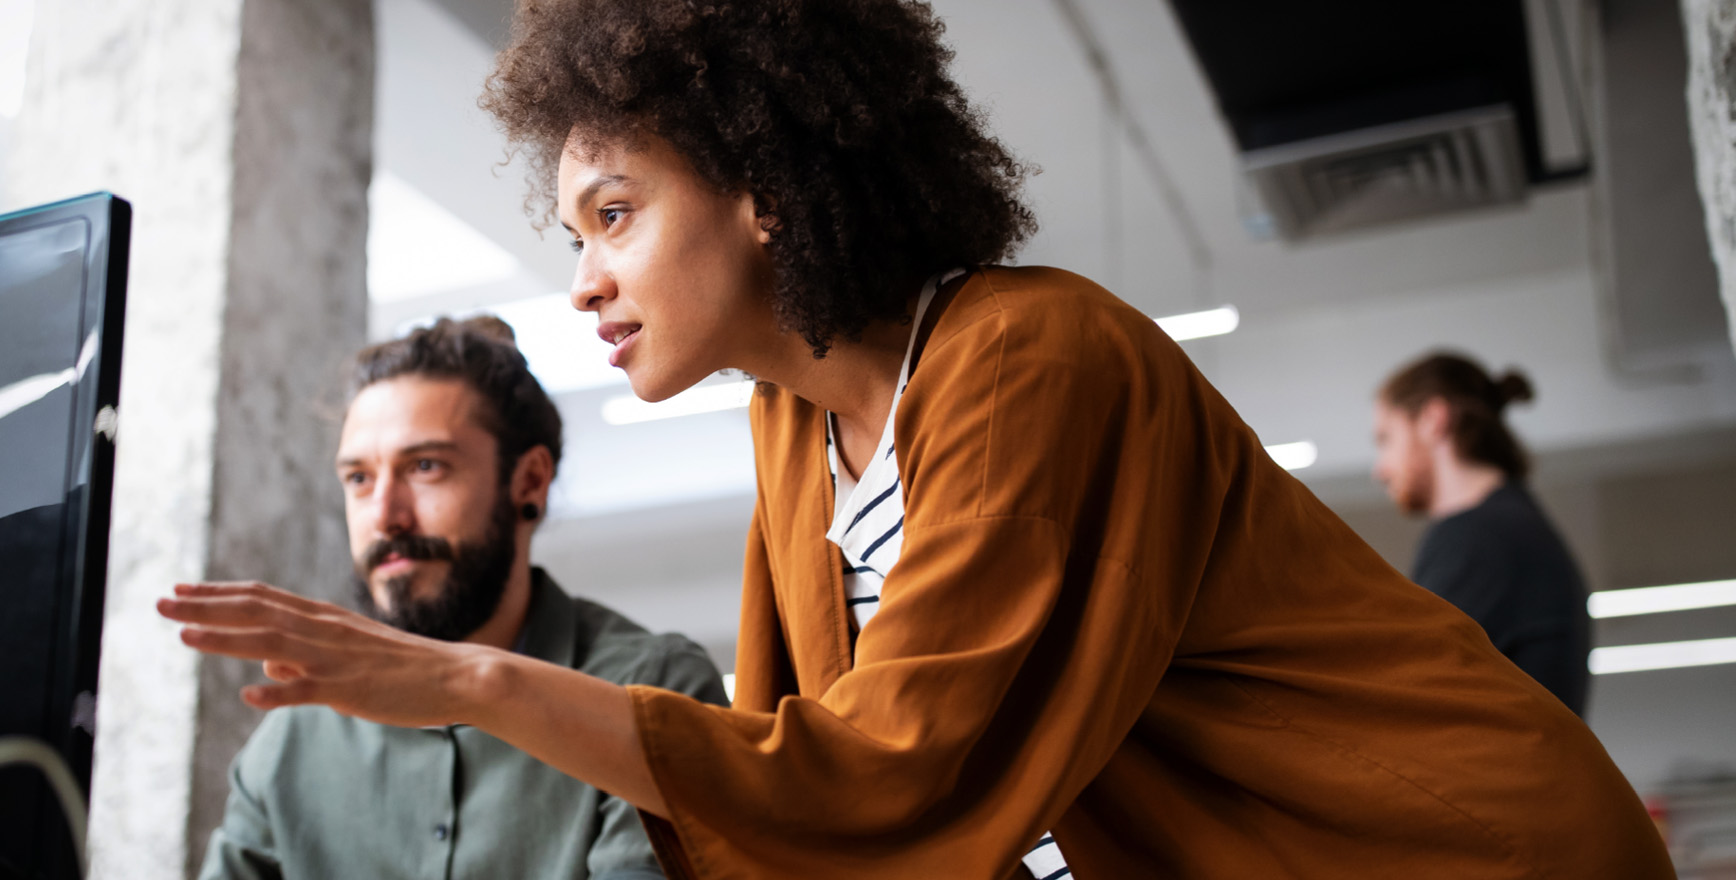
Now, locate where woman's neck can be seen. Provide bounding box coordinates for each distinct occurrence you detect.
[771,320,910,479]
[735,278,931,479]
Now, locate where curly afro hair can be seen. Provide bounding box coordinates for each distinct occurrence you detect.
[481,0,1037,356]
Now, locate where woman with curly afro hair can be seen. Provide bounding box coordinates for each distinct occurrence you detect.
[162,1,1671,877]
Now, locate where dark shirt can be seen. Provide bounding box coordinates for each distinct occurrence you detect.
[1411,482,1591,715]
[199,568,730,879]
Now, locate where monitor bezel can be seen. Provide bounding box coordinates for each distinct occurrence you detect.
[0,191,130,878]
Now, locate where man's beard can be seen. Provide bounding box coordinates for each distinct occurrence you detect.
[351,490,518,642]
[1396,457,1435,517]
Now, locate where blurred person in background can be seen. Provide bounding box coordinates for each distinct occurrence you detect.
[198,316,727,880]
[1374,351,1591,715]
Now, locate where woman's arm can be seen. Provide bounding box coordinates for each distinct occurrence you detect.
[156,583,669,815]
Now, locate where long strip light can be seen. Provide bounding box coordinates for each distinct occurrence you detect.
[601,379,756,426]
[1264,440,1317,471]
[721,673,736,702]
[1589,636,1736,675]
[1155,305,1239,341]
[1587,579,1736,619]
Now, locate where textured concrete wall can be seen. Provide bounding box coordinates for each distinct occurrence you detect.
[1596,0,1730,372]
[3,0,371,876]
[1684,0,1736,357]
[190,1,373,873]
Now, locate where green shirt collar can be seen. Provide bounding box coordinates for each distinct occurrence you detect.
[517,566,578,667]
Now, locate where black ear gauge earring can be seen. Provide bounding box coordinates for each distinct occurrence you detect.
[521,503,540,521]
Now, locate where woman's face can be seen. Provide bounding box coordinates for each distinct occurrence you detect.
[558,134,777,402]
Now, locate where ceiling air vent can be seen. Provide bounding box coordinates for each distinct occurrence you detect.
[1166,0,1544,242]
[1242,104,1527,241]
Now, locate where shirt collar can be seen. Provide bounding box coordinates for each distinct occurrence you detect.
[514,566,578,667]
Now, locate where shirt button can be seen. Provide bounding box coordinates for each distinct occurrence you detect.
[433,824,450,841]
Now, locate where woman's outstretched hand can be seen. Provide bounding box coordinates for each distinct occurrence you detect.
[156,581,491,728]
[159,580,666,814]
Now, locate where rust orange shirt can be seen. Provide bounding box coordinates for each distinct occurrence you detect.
[629,267,1672,879]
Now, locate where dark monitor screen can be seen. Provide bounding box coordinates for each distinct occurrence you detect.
[0,193,129,880]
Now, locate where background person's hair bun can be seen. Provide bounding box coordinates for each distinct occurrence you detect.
[1493,371,1534,409]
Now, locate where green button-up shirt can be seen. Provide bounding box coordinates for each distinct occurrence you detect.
[199,569,728,880]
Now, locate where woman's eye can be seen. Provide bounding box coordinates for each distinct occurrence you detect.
[599,207,624,226]
[568,238,585,255]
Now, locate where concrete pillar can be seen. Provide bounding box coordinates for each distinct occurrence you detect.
[1683,0,1736,356]
[3,1,372,876]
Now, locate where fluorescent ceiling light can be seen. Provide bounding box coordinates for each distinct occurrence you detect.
[1156,305,1239,341]
[602,379,755,426]
[1588,579,1736,619]
[367,170,520,302]
[1589,636,1736,675]
[1264,440,1317,471]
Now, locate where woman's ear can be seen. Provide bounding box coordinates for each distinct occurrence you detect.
[749,193,780,245]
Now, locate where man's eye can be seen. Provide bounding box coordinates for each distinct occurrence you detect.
[415,459,440,472]
[342,472,368,486]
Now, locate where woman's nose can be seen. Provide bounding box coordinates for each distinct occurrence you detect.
[570,250,615,312]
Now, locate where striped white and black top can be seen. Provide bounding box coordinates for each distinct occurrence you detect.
[824,270,1071,880]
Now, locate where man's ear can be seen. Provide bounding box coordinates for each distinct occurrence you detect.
[1416,397,1452,445]
[511,445,556,513]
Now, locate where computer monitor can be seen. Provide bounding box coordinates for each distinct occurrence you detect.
[0,192,130,880]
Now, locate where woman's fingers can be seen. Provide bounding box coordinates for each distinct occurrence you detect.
[261,660,307,682]
[159,595,293,629]
[161,579,470,728]
[159,594,361,646]
[241,678,321,711]
[178,625,320,668]
[173,581,343,617]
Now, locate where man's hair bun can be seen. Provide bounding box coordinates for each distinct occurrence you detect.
[1493,371,1534,409]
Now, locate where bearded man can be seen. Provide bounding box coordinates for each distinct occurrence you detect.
[199,316,727,879]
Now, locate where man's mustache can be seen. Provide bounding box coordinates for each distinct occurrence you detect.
[362,533,455,572]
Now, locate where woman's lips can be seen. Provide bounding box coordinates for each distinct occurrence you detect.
[601,324,641,367]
